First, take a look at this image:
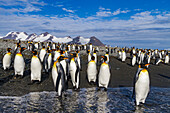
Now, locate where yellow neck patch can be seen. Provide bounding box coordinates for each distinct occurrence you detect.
[102,62,108,66]
[142,69,147,73]
[33,55,37,58]
[16,53,22,56]
[71,58,74,61]
[7,52,11,55]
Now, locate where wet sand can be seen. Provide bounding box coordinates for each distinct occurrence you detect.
[0,40,169,96]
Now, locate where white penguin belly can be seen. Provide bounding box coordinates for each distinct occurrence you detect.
[52,66,58,87]
[39,50,46,62]
[99,65,110,88]
[87,62,97,82]
[3,54,11,69]
[14,56,25,75]
[135,73,150,104]
[69,61,77,86]
[31,58,42,81]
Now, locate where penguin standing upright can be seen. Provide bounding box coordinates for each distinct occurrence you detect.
[121,49,126,62]
[14,47,26,77]
[31,51,42,82]
[165,53,169,64]
[98,56,111,91]
[105,52,109,63]
[3,48,12,70]
[89,43,93,53]
[52,56,66,97]
[87,50,91,62]
[69,53,80,90]
[53,47,60,61]
[87,56,97,84]
[132,54,136,66]
[133,64,150,106]
[43,48,52,73]
[39,46,46,63]
[93,50,97,63]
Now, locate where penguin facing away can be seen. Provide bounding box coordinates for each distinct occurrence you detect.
[31,51,42,82]
[87,56,97,84]
[52,56,66,96]
[133,64,150,106]
[98,56,111,91]
[69,53,80,90]
[3,48,12,70]
[14,47,26,76]
[43,49,52,73]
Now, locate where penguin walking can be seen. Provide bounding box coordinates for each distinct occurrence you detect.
[52,56,66,97]
[132,54,136,66]
[14,47,26,77]
[87,56,97,84]
[3,48,12,70]
[69,53,80,90]
[98,56,111,91]
[31,51,42,82]
[133,64,150,106]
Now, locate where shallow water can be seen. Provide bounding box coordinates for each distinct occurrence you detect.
[0,87,169,113]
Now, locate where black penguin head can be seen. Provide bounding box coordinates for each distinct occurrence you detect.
[42,46,45,49]
[32,51,38,55]
[102,56,107,62]
[91,56,95,60]
[7,48,12,52]
[139,64,150,68]
[20,47,26,53]
[106,51,109,54]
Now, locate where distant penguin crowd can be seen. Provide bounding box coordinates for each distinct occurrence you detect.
[2,40,170,106]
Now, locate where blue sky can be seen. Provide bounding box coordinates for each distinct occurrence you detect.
[0,0,170,49]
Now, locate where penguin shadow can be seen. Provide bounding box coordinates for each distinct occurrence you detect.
[158,74,170,79]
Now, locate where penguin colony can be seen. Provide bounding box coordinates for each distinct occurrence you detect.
[2,40,170,106]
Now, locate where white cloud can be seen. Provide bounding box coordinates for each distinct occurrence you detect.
[0,7,170,49]
[62,8,74,13]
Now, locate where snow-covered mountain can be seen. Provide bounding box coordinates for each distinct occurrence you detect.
[3,32,28,41]
[2,32,104,46]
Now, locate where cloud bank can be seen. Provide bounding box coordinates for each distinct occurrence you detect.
[0,1,170,49]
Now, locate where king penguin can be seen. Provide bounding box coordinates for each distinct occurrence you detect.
[39,46,46,63]
[43,48,52,73]
[31,50,42,83]
[87,50,91,62]
[98,56,111,91]
[121,49,126,62]
[14,47,26,77]
[93,50,97,63]
[132,54,136,66]
[69,53,80,90]
[165,53,169,64]
[133,64,150,106]
[3,48,12,70]
[87,56,97,84]
[52,56,66,97]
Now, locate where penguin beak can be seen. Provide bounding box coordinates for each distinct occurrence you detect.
[70,53,73,55]
[64,57,68,60]
[145,64,150,67]
[101,56,104,58]
[138,65,141,68]
[32,51,35,53]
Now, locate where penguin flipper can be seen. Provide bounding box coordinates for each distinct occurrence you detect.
[75,61,79,83]
[56,71,61,92]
